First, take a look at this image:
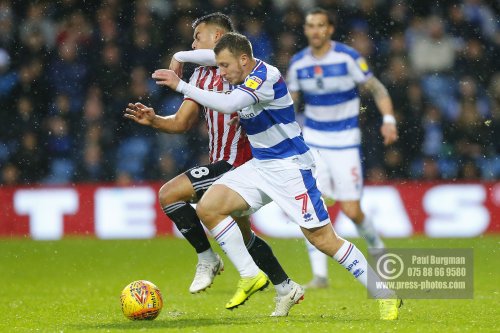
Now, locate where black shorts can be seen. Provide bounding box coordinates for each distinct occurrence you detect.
[185,160,234,201]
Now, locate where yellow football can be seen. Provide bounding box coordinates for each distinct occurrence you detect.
[120,280,163,320]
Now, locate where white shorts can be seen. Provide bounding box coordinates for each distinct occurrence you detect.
[213,159,331,229]
[312,147,363,201]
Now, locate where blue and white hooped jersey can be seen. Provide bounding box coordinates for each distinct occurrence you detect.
[287,42,372,149]
[236,59,314,169]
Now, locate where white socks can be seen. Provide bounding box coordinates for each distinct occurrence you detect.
[274,278,293,296]
[209,216,260,278]
[334,240,393,299]
[197,248,218,263]
[305,216,384,279]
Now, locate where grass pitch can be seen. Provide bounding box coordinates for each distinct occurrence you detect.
[0,236,498,332]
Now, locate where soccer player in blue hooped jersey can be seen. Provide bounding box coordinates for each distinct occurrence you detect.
[287,7,399,290]
[152,32,401,320]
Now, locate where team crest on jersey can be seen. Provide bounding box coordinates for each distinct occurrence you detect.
[244,76,263,90]
[357,57,369,73]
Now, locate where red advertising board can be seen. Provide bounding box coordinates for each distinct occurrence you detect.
[0,182,499,239]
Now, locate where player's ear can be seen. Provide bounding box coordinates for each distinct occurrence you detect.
[240,53,248,67]
[213,28,224,43]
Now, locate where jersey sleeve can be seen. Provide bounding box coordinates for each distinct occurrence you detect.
[236,65,276,104]
[174,49,216,66]
[184,67,201,102]
[348,52,373,84]
[177,79,255,114]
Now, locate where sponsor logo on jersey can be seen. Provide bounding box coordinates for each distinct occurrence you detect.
[244,76,263,90]
[314,66,324,89]
[239,112,256,119]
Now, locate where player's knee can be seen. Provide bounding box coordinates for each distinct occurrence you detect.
[158,182,177,207]
[307,226,343,255]
[195,197,216,223]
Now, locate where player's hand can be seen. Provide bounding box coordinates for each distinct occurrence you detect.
[227,114,241,128]
[152,69,181,90]
[124,102,157,126]
[169,57,184,78]
[381,123,398,145]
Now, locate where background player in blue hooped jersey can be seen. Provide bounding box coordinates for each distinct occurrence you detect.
[286,7,399,289]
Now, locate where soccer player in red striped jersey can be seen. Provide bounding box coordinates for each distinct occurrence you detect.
[125,13,302,316]
[184,60,250,167]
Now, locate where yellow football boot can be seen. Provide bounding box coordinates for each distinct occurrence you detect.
[379,298,403,320]
[225,270,269,309]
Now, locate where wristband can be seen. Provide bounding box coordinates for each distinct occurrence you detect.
[383,114,396,124]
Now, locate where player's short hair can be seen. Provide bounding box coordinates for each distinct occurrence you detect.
[306,7,336,26]
[192,12,235,32]
[214,32,253,58]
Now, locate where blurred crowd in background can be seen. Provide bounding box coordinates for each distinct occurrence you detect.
[0,0,499,186]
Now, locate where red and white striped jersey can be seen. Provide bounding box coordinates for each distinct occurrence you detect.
[184,66,252,167]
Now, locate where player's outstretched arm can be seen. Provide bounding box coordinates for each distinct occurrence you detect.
[124,101,200,134]
[152,69,254,114]
[361,76,398,145]
[124,102,157,126]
